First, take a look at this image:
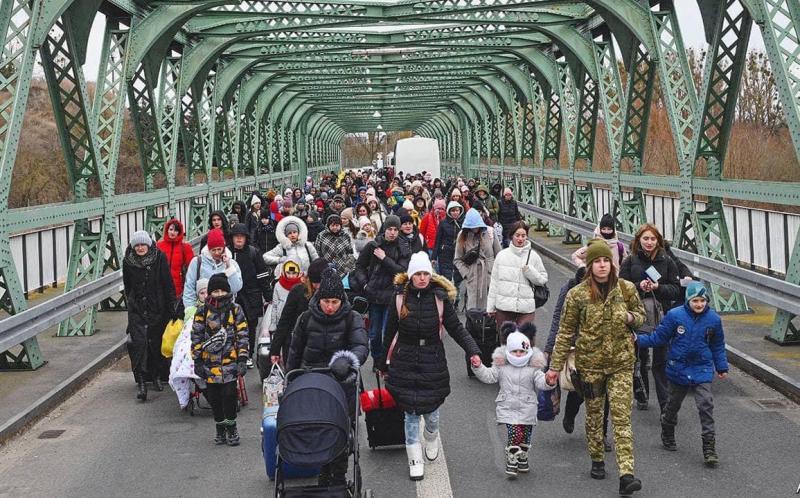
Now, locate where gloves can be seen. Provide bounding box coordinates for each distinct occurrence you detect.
[237,361,247,377]
[330,356,351,381]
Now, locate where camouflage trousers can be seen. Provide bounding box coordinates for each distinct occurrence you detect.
[583,368,634,475]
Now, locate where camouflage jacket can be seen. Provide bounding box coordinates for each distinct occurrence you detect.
[549,279,645,374]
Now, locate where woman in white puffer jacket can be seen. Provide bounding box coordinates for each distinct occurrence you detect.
[487,221,548,329]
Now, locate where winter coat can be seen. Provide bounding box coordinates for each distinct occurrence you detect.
[619,247,682,313]
[549,279,645,375]
[399,228,425,254]
[286,296,369,371]
[369,210,386,232]
[570,226,628,271]
[230,201,248,224]
[431,215,463,279]
[244,210,263,240]
[453,230,498,310]
[182,247,243,309]
[252,216,279,255]
[199,210,231,249]
[156,219,195,298]
[637,303,728,385]
[487,241,548,314]
[472,345,554,425]
[306,219,325,243]
[419,210,442,250]
[314,229,356,279]
[353,230,374,257]
[190,300,249,384]
[269,283,310,357]
[354,234,412,306]
[497,199,521,239]
[544,275,582,355]
[475,186,499,219]
[268,279,299,332]
[378,273,480,414]
[123,245,177,337]
[263,216,319,277]
[229,241,271,320]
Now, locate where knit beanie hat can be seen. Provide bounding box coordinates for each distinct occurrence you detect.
[326,214,342,227]
[433,199,446,211]
[206,228,226,249]
[402,200,414,211]
[384,214,401,231]
[317,267,345,300]
[358,216,372,229]
[584,239,613,267]
[284,221,300,235]
[407,251,433,278]
[451,187,462,198]
[460,185,469,193]
[599,213,615,230]
[230,223,248,237]
[305,194,314,203]
[207,273,231,294]
[307,258,330,284]
[196,278,209,295]
[129,230,152,248]
[249,195,262,207]
[685,281,707,303]
[503,187,513,197]
[462,208,487,229]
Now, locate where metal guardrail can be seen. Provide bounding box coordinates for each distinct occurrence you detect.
[518,202,800,316]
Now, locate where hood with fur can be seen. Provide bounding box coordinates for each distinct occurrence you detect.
[275,215,308,249]
[393,272,457,302]
[490,345,546,369]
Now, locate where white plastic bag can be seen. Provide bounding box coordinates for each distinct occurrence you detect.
[262,363,285,410]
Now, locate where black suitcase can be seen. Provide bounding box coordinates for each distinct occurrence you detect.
[465,308,499,376]
[362,374,405,449]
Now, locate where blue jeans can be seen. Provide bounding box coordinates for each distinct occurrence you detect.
[404,409,440,445]
[368,304,389,361]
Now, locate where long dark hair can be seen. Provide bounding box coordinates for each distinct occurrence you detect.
[583,258,619,303]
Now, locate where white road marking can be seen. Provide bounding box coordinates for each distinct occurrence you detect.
[417,419,454,498]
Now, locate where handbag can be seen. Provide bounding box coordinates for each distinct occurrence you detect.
[537,381,561,421]
[525,248,550,308]
[558,348,578,392]
[639,294,664,333]
[262,363,285,409]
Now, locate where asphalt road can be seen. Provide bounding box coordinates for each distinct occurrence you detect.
[1,257,799,498]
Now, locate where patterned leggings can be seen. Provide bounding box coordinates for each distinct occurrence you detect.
[506,424,533,447]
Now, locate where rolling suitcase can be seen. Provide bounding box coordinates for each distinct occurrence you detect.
[362,373,405,449]
[465,308,499,376]
[263,406,319,481]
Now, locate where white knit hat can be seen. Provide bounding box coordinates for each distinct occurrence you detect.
[402,200,414,211]
[407,251,433,278]
[129,230,152,248]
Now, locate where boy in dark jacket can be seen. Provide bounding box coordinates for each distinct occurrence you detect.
[637,282,728,467]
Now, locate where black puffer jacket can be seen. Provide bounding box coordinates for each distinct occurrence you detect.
[619,247,682,311]
[498,198,521,238]
[400,227,424,254]
[229,239,271,320]
[270,284,310,357]
[432,215,463,279]
[354,234,411,305]
[378,273,480,415]
[286,296,368,371]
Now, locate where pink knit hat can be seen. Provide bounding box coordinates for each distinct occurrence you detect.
[503,187,513,197]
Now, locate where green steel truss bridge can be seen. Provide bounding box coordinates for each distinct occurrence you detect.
[1,0,799,371]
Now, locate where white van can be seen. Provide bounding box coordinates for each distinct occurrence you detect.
[393,137,440,178]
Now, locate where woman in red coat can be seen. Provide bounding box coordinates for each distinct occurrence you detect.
[419,198,446,256]
[156,218,195,298]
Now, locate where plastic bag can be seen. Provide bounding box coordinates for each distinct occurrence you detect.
[262,364,285,409]
[161,319,183,358]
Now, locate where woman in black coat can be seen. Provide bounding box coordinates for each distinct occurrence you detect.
[619,223,682,412]
[431,201,464,283]
[123,231,177,401]
[377,252,481,481]
[497,188,521,246]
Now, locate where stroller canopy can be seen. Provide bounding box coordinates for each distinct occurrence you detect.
[277,372,350,467]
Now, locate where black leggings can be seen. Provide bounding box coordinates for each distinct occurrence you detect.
[206,381,238,423]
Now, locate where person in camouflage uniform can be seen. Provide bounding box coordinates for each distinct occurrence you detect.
[547,239,646,496]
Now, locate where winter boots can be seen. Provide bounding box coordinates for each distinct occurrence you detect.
[136,380,148,401]
[423,430,440,461]
[590,461,606,480]
[516,444,530,473]
[406,443,425,481]
[153,377,164,392]
[702,436,719,467]
[619,474,642,496]
[226,420,240,446]
[661,424,677,451]
[214,423,227,445]
[505,446,521,478]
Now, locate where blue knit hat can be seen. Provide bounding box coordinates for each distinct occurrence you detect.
[685,281,707,303]
[462,208,487,229]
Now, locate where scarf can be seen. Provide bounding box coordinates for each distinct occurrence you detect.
[124,245,158,269]
[506,349,533,368]
[278,274,302,290]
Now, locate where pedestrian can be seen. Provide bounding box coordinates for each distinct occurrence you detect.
[191,273,249,446]
[182,227,243,310]
[340,207,359,238]
[571,213,628,270]
[314,214,356,279]
[199,210,231,249]
[546,240,646,496]
[252,208,278,254]
[244,191,265,236]
[230,200,247,224]
[376,251,481,481]
[263,215,319,277]
[398,208,424,253]
[619,223,681,412]
[305,209,325,243]
[353,217,376,257]
[453,208,499,311]
[431,201,463,282]
[267,258,304,335]
[487,221,547,328]
[123,230,177,401]
[353,214,411,362]
[472,321,556,478]
[474,184,499,219]
[419,198,445,257]
[498,188,522,247]
[286,268,368,487]
[228,223,271,368]
[636,281,728,466]
[367,195,386,231]
[156,218,195,299]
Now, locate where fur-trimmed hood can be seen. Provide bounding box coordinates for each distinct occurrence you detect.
[490,345,546,369]
[275,215,308,249]
[393,272,457,302]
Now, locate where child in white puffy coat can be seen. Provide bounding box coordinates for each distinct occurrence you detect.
[472,322,555,478]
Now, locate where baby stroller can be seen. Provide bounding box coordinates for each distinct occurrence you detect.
[274,367,373,498]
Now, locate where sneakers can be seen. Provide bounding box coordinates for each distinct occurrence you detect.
[225,421,240,446]
[406,443,425,481]
[246,358,254,369]
[619,474,642,496]
[505,446,520,478]
[702,436,719,467]
[661,424,677,451]
[423,430,440,461]
[590,461,606,480]
[214,423,227,445]
[516,444,530,473]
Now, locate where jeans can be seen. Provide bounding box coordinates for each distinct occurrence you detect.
[661,382,715,438]
[404,409,440,446]
[368,304,389,361]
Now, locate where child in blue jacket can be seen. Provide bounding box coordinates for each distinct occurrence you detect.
[637,281,728,467]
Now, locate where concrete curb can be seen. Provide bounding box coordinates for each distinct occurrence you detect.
[528,237,800,405]
[0,336,128,446]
